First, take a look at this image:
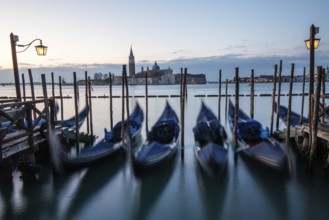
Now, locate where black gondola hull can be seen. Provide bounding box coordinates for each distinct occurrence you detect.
[228,100,287,171]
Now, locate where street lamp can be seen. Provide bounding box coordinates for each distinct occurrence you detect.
[305,24,320,95]
[305,24,320,146]
[10,33,48,101]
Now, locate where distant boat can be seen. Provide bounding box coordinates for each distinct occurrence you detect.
[193,101,228,176]
[133,101,179,168]
[61,102,144,168]
[228,99,287,170]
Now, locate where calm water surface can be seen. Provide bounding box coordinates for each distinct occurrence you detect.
[1,83,329,220]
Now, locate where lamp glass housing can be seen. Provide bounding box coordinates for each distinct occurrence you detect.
[305,38,320,50]
[35,44,47,56]
[314,38,320,49]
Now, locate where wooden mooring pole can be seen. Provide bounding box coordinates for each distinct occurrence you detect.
[180,68,187,159]
[51,72,55,99]
[308,60,315,149]
[185,71,188,100]
[59,76,64,124]
[145,70,149,133]
[41,74,50,124]
[218,69,222,120]
[109,73,113,130]
[233,68,239,147]
[286,64,295,143]
[121,65,125,140]
[21,75,36,167]
[270,65,278,135]
[300,67,306,125]
[51,72,56,121]
[124,65,132,144]
[41,75,55,128]
[180,68,183,98]
[225,79,228,123]
[276,60,283,131]
[285,64,296,174]
[73,72,80,154]
[22,73,26,102]
[41,74,52,165]
[321,69,326,123]
[28,69,36,120]
[85,71,90,133]
[88,77,94,139]
[310,66,323,168]
[26,98,33,150]
[250,69,254,119]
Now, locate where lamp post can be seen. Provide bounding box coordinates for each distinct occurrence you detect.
[10,33,48,101]
[305,25,320,115]
[305,24,320,148]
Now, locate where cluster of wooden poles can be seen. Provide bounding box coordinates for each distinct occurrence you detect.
[230,60,327,169]
[36,71,94,155]
[36,65,190,157]
[23,61,328,168]
[117,65,189,159]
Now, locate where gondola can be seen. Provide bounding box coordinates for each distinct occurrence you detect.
[133,101,179,168]
[1,105,88,134]
[193,101,228,176]
[0,103,62,134]
[55,105,89,128]
[228,99,286,170]
[61,102,144,168]
[39,105,89,138]
[274,102,308,127]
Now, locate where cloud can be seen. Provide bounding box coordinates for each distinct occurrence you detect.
[138,60,150,63]
[18,62,39,67]
[47,58,62,62]
[162,53,329,81]
[172,49,185,54]
[226,45,247,50]
[1,52,328,83]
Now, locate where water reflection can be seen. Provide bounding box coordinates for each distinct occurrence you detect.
[0,176,14,220]
[2,84,329,220]
[241,155,290,220]
[132,154,177,220]
[0,166,72,220]
[195,157,228,220]
[62,153,124,220]
[293,147,329,220]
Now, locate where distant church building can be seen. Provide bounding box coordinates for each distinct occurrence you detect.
[129,46,135,76]
[126,46,206,85]
[134,62,175,84]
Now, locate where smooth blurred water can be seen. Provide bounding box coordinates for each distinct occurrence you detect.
[1,83,329,220]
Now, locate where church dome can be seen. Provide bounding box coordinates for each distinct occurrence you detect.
[152,61,160,71]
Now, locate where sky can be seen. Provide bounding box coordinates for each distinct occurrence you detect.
[0,0,329,83]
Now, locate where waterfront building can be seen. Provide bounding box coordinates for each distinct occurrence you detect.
[134,63,175,84]
[174,73,206,84]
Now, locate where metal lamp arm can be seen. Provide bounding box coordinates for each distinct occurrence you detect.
[16,39,43,53]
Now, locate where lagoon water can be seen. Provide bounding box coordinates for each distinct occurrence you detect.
[1,82,329,220]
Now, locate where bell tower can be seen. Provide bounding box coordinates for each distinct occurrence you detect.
[129,46,135,76]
